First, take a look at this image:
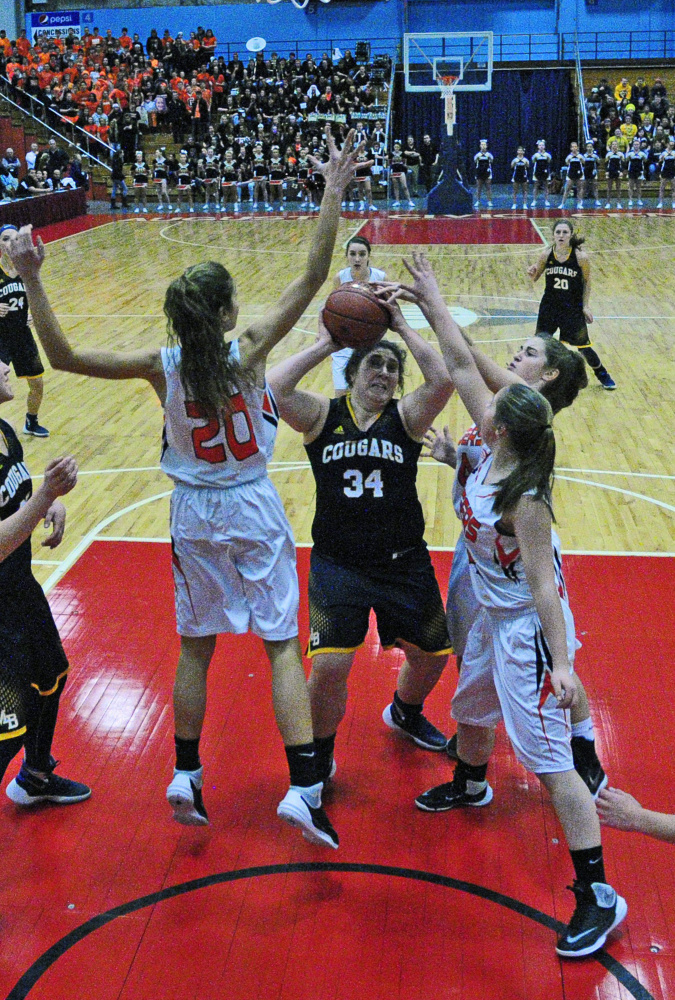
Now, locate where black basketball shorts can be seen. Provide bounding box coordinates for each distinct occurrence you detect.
[0,577,69,741]
[0,327,45,378]
[536,302,591,348]
[307,547,452,657]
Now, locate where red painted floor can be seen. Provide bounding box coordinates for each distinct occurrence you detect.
[360,217,543,244]
[1,542,674,1000]
[35,213,119,244]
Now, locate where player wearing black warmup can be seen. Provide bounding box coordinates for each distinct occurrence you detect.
[0,226,48,437]
[528,219,616,389]
[268,304,453,785]
[0,361,89,808]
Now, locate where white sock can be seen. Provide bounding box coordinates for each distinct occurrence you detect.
[571,717,595,741]
[466,778,488,795]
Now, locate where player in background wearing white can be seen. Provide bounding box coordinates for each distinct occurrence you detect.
[331,235,386,397]
[530,139,552,209]
[8,128,366,850]
[473,139,493,209]
[401,252,626,959]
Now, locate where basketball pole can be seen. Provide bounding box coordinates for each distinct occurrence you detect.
[427,80,473,216]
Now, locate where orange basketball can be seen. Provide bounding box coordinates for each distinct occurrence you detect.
[323,284,390,349]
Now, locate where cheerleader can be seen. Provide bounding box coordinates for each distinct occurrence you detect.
[354,150,376,211]
[268,145,286,211]
[473,139,493,209]
[296,148,316,212]
[531,139,552,208]
[560,142,585,209]
[604,140,624,209]
[132,150,149,213]
[510,146,529,210]
[251,142,270,211]
[175,150,195,213]
[371,139,386,196]
[657,138,675,208]
[389,140,415,209]
[625,138,647,207]
[201,147,220,211]
[219,148,240,211]
[152,148,171,212]
[582,141,601,208]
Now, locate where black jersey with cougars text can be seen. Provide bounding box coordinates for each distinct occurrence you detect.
[542,246,584,311]
[0,268,29,339]
[0,418,32,588]
[305,395,426,569]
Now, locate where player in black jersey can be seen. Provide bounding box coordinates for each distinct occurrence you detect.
[604,140,625,209]
[268,304,454,785]
[0,226,48,438]
[560,142,585,209]
[657,138,675,208]
[528,219,616,389]
[0,360,89,807]
[510,146,529,210]
[473,139,493,209]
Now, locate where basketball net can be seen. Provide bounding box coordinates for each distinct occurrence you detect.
[439,75,458,136]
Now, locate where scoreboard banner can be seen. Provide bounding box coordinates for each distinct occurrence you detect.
[26,11,82,43]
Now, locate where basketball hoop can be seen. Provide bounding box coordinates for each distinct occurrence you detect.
[439,75,458,136]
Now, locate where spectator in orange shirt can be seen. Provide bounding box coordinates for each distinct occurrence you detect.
[0,31,12,58]
[16,31,31,59]
[119,29,132,51]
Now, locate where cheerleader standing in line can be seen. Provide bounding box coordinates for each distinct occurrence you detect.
[560,142,585,209]
[625,138,648,208]
[531,139,552,209]
[604,140,625,209]
[473,139,493,209]
[510,146,529,210]
[152,148,172,213]
[657,138,675,208]
[582,141,601,208]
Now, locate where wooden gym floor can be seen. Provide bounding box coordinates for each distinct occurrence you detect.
[0,208,674,1000]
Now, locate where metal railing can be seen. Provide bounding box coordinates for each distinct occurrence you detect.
[574,39,591,145]
[0,76,112,172]
[566,31,675,62]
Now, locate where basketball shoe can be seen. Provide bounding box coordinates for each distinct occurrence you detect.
[415,773,493,812]
[277,787,339,849]
[166,766,209,826]
[7,757,90,806]
[556,881,627,957]
[24,414,49,437]
[383,701,448,751]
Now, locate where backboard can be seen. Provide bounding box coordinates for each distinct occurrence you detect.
[403,32,493,93]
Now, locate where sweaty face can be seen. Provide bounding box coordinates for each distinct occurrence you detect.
[507,337,553,388]
[352,349,400,406]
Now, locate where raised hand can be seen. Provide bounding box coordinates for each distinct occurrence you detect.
[421,426,457,467]
[5,225,45,279]
[42,456,78,502]
[309,127,370,195]
[402,251,443,304]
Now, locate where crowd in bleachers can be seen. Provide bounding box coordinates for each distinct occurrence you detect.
[0,25,436,211]
[585,74,673,166]
[0,137,88,202]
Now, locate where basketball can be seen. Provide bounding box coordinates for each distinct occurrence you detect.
[323,284,390,349]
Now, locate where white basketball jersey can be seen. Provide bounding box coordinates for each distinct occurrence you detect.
[456,452,568,612]
[338,266,386,284]
[160,339,280,488]
[452,423,488,510]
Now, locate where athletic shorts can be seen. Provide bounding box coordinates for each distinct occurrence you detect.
[452,604,578,774]
[446,533,480,658]
[0,328,45,378]
[331,347,353,393]
[0,577,69,741]
[170,477,299,640]
[307,547,451,657]
[536,302,591,348]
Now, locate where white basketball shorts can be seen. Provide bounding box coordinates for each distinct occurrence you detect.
[446,533,480,658]
[452,603,578,773]
[331,347,353,393]
[170,476,299,640]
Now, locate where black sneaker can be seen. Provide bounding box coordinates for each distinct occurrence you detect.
[595,370,617,390]
[166,767,209,826]
[382,702,448,751]
[446,733,458,760]
[556,881,627,957]
[6,758,91,806]
[23,415,50,438]
[415,776,493,812]
[277,788,339,849]
[571,736,608,800]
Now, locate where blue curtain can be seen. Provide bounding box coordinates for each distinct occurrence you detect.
[394,69,575,183]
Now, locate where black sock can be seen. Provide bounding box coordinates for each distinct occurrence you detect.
[174,735,201,772]
[0,733,25,784]
[578,346,606,374]
[454,757,488,786]
[314,734,336,782]
[571,735,601,768]
[570,845,606,886]
[23,675,66,773]
[285,742,319,788]
[393,690,423,717]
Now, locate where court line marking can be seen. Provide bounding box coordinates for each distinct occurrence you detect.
[31,558,62,565]
[529,218,548,244]
[91,537,674,557]
[557,475,675,514]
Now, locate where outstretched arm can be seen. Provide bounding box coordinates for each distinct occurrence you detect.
[6,228,166,398]
[400,253,492,427]
[239,127,366,375]
[597,787,675,843]
[267,316,335,440]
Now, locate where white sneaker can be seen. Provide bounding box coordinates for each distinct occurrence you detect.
[166,767,209,826]
[617,202,622,208]
[628,200,633,208]
[173,205,180,213]
[277,787,339,849]
[358,200,365,211]
[189,206,195,213]
[577,201,583,209]
[133,207,140,213]
[657,201,663,208]
[473,200,479,208]
[637,199,643,206]
[544,199,550,207]
[234,202,240,211]
[530,200,536,208]
[605,202,611,209]
[595,200,601,207]
[487,201,493,208]
[167,204,172,212]
[511,203,517,210]
[341,201,347,209]
[252,202,258,209]
[672,201,675,209]
[265,203,272,211]
[348,201,354,208]
[392,200,400,208]
[407,200,415,209]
